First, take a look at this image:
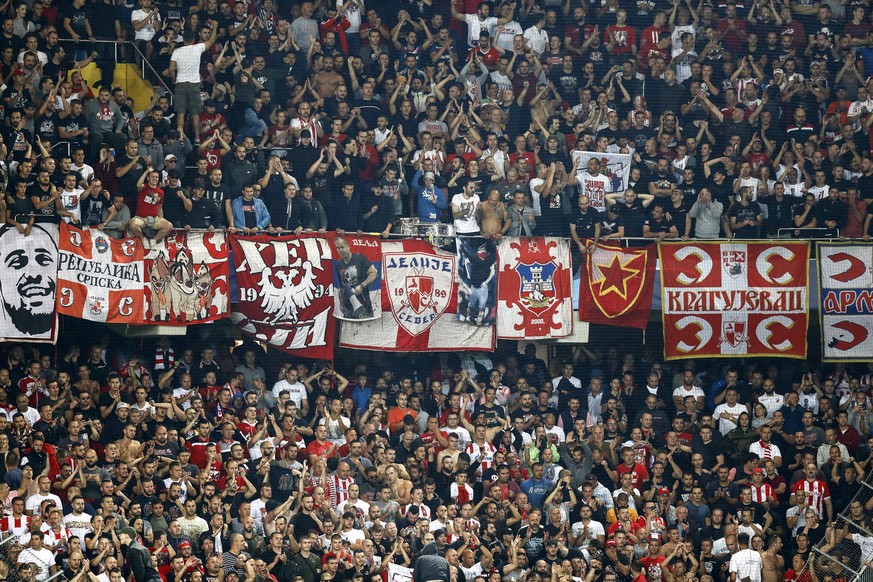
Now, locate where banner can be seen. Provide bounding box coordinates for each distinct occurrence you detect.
[497,237,572,339]
[457,237,497,326]
[0,224,58,342]
[57,223,145,323]
[339,239,494,352]
[230,234,335,359]
[818,243,873,361]
[579,243,656,330]
[571,151,632,200]
[387,563,412,582]
[144,231,230,324]
[660,242,810,359]
[328,234,382,321]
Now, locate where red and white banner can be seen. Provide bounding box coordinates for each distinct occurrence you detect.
[497,237,572,339]
[818,243,873,361]
[57,223,145,323]
[660,242,810,360]
[579,243,656,330]
[144,231,230,324]
[230,234,335,359]
[340,239,494,351]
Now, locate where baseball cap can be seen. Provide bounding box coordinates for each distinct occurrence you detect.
[193,177,207,189]
[116,402,130,409]
[165,154,177,162]
[605,539,617,548]
[657,487,670,495]
[204,99,217,107]
[423,171,435,181]
[752,467,765,474]
[179,541,191,549]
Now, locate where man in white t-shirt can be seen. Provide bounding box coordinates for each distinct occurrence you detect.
[451,180,481,235]
[578,157,612,212]
[169,24,217,139]
[131,0,162,48]
[271,367,308,409]
[452,1,510,48]
[713,388,748,436]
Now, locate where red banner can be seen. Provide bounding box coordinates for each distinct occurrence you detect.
[339,239,493,352]
[57,223,145,324]
[144,231,230,324]
[497,237,572,339]
[230,234,335,359]
[660,242,810,360]
[579,243,656,329]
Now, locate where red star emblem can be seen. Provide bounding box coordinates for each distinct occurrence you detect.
[595,254,641,300]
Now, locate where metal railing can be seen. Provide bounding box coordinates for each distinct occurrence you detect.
[799,469,873,582]
[55,37,174,97]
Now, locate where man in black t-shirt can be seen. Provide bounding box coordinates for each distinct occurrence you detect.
[334,236,378,320]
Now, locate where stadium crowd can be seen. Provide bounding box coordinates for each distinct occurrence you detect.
[5,0,873,246]
[1,339,873,582]
[0,1,872,582]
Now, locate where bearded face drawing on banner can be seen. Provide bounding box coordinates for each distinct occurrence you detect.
[0,224,57,336]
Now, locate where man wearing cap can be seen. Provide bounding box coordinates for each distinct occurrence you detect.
[161,173,190,228]
[414,541,451,582]
[119,526,163,582]
[163,130,194,173]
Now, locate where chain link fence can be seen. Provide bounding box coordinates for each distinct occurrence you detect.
[0,533,66,582]
[799,472,873,582]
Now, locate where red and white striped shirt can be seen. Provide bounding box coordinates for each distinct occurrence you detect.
[750,483,775,505]
[749,440,781,461]
[326,474,355,509]
[791,479,830,517]
[0,515,31,543]
[466,441,496,481]
[42,525,73,548]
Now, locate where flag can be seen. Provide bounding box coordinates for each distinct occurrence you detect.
[497,237,572,339]
[579,243,656,329]
[0,223,58,343]
[329,233,382,321]
[339,239,494,351]
[660,241,809,359]
[818,243,873,361]
[573,150,631,210]
[456,237,497,326]
[387,563,412,582]
[57,223,145,323]
[230,234,335,359]
[144,231,230,324]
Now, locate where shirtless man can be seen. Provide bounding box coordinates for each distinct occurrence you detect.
[761,536,785,582]
[476,187,510,239]
[383,465,412,505]
[436,433,462,468]
[116,423,144,465]
[312,55,344,99]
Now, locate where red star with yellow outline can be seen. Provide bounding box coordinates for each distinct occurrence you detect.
[594,254,641,300]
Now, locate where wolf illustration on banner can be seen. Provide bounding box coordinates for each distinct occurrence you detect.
[144,231,229,324]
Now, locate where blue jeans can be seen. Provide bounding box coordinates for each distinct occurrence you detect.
[238,108,267,139]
